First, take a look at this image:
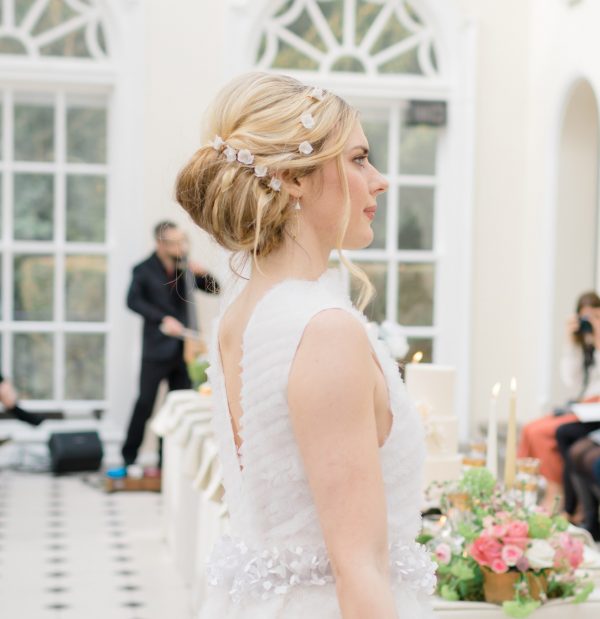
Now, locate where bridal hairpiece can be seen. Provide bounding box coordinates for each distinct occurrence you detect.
[209,85,326,196]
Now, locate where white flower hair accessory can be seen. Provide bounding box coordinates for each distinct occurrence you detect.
[224,146,237,162]
[211,135,224,150]
[268,177,282,192]
[299,141,313,156]
[300,112,315,129]
[237,149,254,165]
[308,87,325,101]
[254,165,268,178]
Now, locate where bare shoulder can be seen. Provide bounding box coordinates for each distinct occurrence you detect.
[299,308,370,354]
[290,308,373,388]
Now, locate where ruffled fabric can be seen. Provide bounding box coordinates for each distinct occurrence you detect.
[203,269,435,616]
[206,535,436,605]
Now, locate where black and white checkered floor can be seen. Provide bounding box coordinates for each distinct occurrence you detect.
[0,469,191,619]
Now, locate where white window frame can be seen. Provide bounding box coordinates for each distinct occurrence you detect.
[0,0,145,421]
[222,0,477,440]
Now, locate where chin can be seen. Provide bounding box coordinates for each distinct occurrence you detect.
[342,227,374,250]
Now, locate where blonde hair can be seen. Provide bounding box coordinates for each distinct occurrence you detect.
[175,72,373,310]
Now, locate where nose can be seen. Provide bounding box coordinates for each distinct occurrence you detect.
[370,165,389,196]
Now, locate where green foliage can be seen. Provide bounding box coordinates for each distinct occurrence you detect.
[415,532,433,545]
[187,359,209,389]
[449,559,475,581]
[527,514,553,539]
[440,584,459,601]
[459,468,496,501]
[573,581,594,604]
[502,599,541,618]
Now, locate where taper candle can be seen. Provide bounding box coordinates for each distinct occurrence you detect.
[504,378,518,488]
[486,383,501,478]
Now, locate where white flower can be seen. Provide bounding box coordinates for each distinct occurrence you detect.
[211,135,224,150]
[299,141,313,155]
[237,149,254,165]
[525,539,555,570]
[300,112,315,129]
[269,178,282,192]
[308,87,325,101]
[224,146,237,162]
[254,165,268,178]
[379,320,409,359]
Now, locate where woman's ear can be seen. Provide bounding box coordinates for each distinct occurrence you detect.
[280,170,303,199]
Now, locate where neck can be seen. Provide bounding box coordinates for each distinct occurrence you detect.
[251,221,332,286]
[156,250,175,273]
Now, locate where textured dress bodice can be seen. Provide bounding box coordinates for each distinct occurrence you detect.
[199,270,436,618]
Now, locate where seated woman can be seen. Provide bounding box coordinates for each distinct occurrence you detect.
[0,373,43,427]
[518,291,600,515]
[567,430,600,540]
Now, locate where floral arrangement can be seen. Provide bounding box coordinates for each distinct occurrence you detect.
[421,469,594,617]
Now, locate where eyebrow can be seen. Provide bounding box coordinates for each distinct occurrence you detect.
[349,145,369,155]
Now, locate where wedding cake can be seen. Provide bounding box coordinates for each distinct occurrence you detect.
[404,363,463,488]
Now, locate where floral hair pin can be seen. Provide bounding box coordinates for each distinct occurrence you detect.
[308,87,325,101]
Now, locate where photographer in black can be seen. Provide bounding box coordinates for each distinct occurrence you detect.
[109,221,220,477]
[555,293,600,531]
[518,291,600,515]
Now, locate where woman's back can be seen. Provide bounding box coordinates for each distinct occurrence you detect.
[200,271,436,616]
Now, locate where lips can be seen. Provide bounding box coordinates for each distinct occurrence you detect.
[363,205,377,220]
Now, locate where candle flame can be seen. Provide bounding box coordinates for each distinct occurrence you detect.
[412,351,423,364]
[492,382,501,397]
[511,377,517,392]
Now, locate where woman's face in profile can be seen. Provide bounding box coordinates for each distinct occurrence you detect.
[300,120,388,250]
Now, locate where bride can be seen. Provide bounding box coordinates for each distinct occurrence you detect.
[176,72,436,618]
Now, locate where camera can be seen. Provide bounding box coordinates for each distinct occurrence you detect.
[578,317,594,335]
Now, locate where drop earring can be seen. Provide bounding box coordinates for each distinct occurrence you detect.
[294,199,301,211]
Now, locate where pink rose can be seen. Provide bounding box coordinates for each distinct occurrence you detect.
[490,558,509,573]
[434,543,452,565]
[489,524,508,538]
[553,533,584,570]
[503,536,529,550]
[470,535,502,567]
[501,544,524,567]
[506,521,529,539]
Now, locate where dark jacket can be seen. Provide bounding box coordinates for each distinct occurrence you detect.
[126,252,220,361]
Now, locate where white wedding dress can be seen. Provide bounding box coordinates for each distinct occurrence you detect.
[199,270,437,618]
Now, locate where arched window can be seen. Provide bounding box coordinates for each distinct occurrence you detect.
[245,0,455,364]
[0,0,112,411]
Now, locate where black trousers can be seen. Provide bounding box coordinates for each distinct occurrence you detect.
[556,420,600,513]
[121,354,191,466]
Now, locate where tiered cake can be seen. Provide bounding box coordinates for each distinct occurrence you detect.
[404,363,462,488]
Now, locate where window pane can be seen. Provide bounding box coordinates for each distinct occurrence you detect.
[65,333,105,400]
[14,103,54,162]
[397,186,434,250]
[397,263,435,326]
[14,173,54,240]
[351,262,387,323]
[67,107,107,163]
[66,175,106,242]
[65,255,106,322]
[406,337,434,364]
[13,332,53,399]
[361,114,389,173]
[369,192,386,250]
[399,117,438,175]
[13,254,54,321]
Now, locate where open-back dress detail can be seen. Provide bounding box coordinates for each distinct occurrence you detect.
[198,270,436,618]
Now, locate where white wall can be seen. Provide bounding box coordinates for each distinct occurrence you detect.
[137,0,600,438]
